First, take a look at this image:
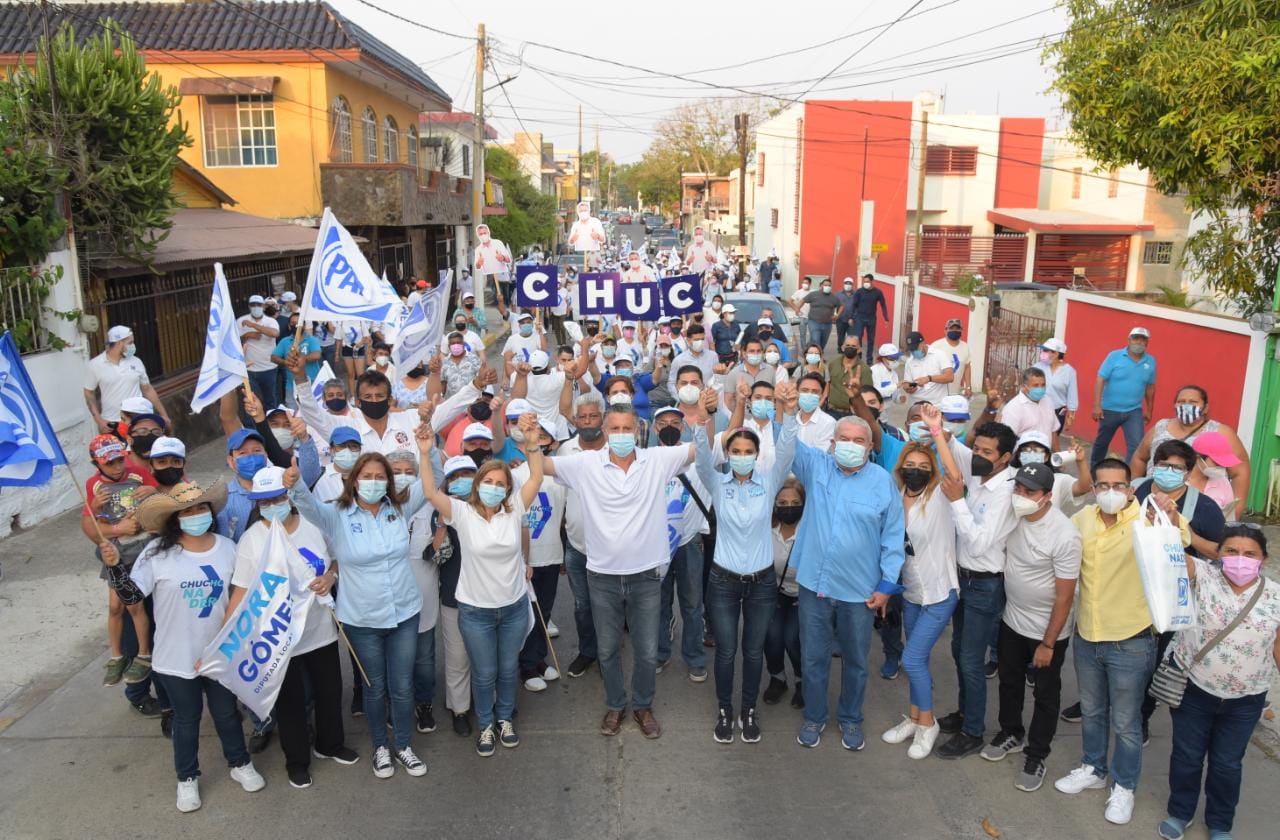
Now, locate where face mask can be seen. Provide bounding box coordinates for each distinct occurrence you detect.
[797,393,820,413]
[448,477,473,497]
[153,466,184,486]
[375,355,389,367]
[1201,460,1228,481]
[946,422,967,440]
[946,331,962,341]
[821,285,831,294]
[466,449,489,467]
[578,211,589,222]
[234,452,267,480]
[900,467,931,492]
[842,347,861,360]
[360,399,390,420]
[1019,449,1047,465]
[609,392,633,407]
[586,324,600,337]
[690,339,705,353]
[509,426,526,444]
[1096,489,1129,515]
[608,433,636,458]
[970,453,995,478]
[657,425,683,446]
[1012,494,1043,518]
[751,400,775,421]
[332,448,359,470]
[746,352,762,366]
[1027,386,1047,402]
[519,324,534,337]
[677,384,702,405]
[911,349,925,360]
[1039,350,1054,364]
[325,397,348,412]
[357,479,387,503]
[271,427,295,450]
[393,473,415,493]
[908,421,932,443]
[1220,554,1263,587]
[775,505,803,525]
[614,367,633,379]
[724,314,735,324]
[843,284,853,292]
[601,346,617,359]
[477,484,508,508]
[260,501,291,523]
[629,261,641,270]
[657,347,672,358]
[867,405,882,421]
[123,344,138,358]
[470,401,492,422]
[1152,466,1187,492]
[408,365,426,379]
[671,325,683,336]
[862,282,872,289]
[577,426,603,443]
[131,434,158,456]
[454,321,468,332]
[1128,341,1146,356]
[178,511,214,537]
[711,302,722,311]
[450,343,465,357]
[834,441,867,469]
[1175,403,1203,425]
[805,353,821,366]
[250,306,264,319]
[728,454,757,476]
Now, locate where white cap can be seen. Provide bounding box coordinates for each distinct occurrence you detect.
[1129,326,1150,338]
[462,422,494,441]
[757,318,773,326]
[939,395,971,418]
[1041,337,1067,354]
[528,350,550,370]
[722,303,737,313]
[656,316,672,325]
[247,465,288,499]
[482,384,497,396]
[842,276,855,284]
[517,311,534,321]
[877,342,901,358]
[120,396,154,415]
[462,291,476,300]
[505,398,533,417]
[248,294,265,305]
[1017,430,1052,451]
[443,455,476,477]
[106,325,133,343]
[280,291,297,302]
[621,320,637,329]
[150,436,186,459]
[537,417,557,438]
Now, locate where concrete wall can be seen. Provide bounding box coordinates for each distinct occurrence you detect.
[753,105,803,287]
[912,114,1003,235]
[995,289,1059,322]
[1138,189,1194,291]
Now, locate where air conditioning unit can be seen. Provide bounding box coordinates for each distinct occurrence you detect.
[420,136,444,148]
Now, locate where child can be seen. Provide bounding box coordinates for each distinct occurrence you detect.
[81,434,158,686]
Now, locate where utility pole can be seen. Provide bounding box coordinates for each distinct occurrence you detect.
[576,105,583,206]
[735,113,749,285]
[594,125,600,208]
[471,23,485,229]
[905,110,928,343]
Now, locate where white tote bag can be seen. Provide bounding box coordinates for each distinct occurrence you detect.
[1131,496,1197,633]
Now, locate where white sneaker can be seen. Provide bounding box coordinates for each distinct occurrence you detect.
[881,716,918,745]
[395,746,427,777]
[229,762,265,792]
[547,620,560,638]
[524,675,548,692]
[1104,785,1135,825]
[908,721,941,760]
[1054,764,1107,795]
[176,779,201,813]
[542,665,560,682]
[372,746,394,779]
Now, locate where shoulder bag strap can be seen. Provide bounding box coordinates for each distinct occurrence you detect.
[1189,576,1267,665]
[676,472,714,526]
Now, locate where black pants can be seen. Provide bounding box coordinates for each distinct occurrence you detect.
[997,622,1069,761]
[519,566,560,671]
[275,641,345,773]
[1141,630,1175,725]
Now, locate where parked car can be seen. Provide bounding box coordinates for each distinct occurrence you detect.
[616,213,633,225]
[554,253,587,273]
[724,291,792,351]
[642,213,664,232]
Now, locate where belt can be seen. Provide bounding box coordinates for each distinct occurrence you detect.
[711,562,774,583]
[958,567,1003,580]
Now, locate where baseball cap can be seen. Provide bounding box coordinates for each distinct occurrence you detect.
[517,312,534,322]
[656,316,672,325]
[1192,431,1242,468]
[1129,326,1150,338]
[280,291,297,302]
[653,406,683,420]
[537,417,557,439]
[1041,337,1067,354]
[905,331,925,350]
[247,465,288,500]
[89,434,127,463]
[528,350,550,370]
[1016,430,1052,452]
[265,404,289,419]
[722,304,737,313]
[505,398,533,417]
[128,412,167,431]
[939,395,971,420]
[150,436,187,459]
[462,422,494,441]
[621,320,637,329]
[248,294,265,305]
[462,291,476,300]
[878,342,901,359]
[227,427,265,452]
[757,318,774,326]
[945,318,963,330]
[1012,462,1054,493]
[329,426,361,447]
[106,325,132,343]
[443,455,477,478]
[415,279,429,289]
[482,384,497,396]
[120,396,154,416]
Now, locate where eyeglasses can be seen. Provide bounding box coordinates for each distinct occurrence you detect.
[1224,521,1262,531]
[1092,482,1129,492]
[1154,462,1187,474]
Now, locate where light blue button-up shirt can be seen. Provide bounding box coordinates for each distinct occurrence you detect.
[791,442,906,602]
[694,415,798,574]
[290,479,427,628]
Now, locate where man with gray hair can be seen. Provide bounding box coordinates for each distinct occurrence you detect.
[556,390,608,678]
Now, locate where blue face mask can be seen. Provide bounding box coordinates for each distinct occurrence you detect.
[797,392,820,413]
[477,483,508,507]
[608,433,636,457]
[615,368,633,379]
[750,399,775,421]
[519,324,534,337]
[393,474,415,493]
[123,343,137,358]
[908,421,932,443]
[234,452,267,480]
[946,422,967,441]
[834,441,867,469]
[259,501,291,523]
[448,477,474,497]
[357,479,387,503]
[178,511,213,536]
[1153,466,1187,492]
[728,454,757,476]
[911,349,925,360]
[332,448,359,470]
[1019,449,1048,465]
[1027,386,1047,402]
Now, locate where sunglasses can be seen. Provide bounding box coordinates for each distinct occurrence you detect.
[1224,521,1262,531]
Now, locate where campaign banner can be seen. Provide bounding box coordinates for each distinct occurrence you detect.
[575,272,621,316]
[574,272,705,319]
[660,274,704,316]
[515,264,559,308]
[190,264,248,414]
[300,208,399,324]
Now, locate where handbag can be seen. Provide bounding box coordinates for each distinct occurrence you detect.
[1148,575,1266,708]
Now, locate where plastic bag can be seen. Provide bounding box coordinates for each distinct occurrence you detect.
[1131,496,1197,633]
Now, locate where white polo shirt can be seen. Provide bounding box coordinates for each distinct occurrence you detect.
[903,348,950,405]
[84,352,150,421]
[796,409,837,451]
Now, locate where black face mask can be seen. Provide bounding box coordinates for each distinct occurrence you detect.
[759,331,773,342]
[469,402,493,422]
[971,453,995,478]
[407,365,426,379]
[325,397,348,412]
[586,324,600,337]
[657,425,683,446]
[775,505,803,525]
[671,326,683,336]
[946,331,962,341]
[360,399,390,420]
[843,347,861,360]
[466,449,488,467]
[153,466,184,486]
[867,405,882,421]
[900,467,932,492]
[531,367,549,376]
[577,426,603,443]
[464,303,475,309]
[454,323,467,333]
[130,433,159,456]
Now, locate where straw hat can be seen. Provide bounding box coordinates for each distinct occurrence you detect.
[136,479,228,533]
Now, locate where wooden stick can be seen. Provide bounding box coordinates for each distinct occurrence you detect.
[530,594,562,679]
[65,461,108,544]
[328,608,371,687]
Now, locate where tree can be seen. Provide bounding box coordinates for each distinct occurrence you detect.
[484,145,557,254]
[1046,0,1280,313]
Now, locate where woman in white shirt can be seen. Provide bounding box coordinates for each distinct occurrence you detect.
[100,481,265,814]
[762,478,805,711]
[419,413,544,757]
[881,405,962,760]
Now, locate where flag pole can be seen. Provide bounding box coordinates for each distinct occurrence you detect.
[328,607,371,687]
[531,594,562,678]
[64,460,108,544]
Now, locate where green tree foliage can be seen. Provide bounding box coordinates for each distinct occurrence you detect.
[484,144,557,254]
[5,22,191,264]
[0,88,66,267]
[1046,0,1280,313]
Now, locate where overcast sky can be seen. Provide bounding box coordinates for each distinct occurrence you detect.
[328,0,1070,163]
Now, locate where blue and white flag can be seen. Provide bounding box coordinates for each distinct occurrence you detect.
[0,331,67,487]
[190,264,248,414]
[301,209,398,324]
[311,360,337,403]
[392,271,453,373]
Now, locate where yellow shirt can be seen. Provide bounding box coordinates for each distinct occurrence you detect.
[1072,501,1191,642]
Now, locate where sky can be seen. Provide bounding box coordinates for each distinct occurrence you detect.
[327,0,1071,163]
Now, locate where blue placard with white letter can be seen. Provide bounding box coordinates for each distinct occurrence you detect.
[515,264,558,308]
[661,274,703,316]
[576,272,621,316]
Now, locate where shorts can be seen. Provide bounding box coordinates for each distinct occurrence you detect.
[340,345,361,359]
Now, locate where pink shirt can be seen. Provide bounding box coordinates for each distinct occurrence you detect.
[1000,392,1058,440]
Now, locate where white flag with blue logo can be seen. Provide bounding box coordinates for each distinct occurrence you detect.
[392,271,453,373]
[190,264,248,414]
[301,208,398,324]
[0,331,68,487]
[311,360,337,403]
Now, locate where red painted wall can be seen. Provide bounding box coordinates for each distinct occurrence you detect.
[994,118,1045,209]
[916,291,972,347]
[799,100,913,283]
[874,279,897,346]
[1062,300,1248,442]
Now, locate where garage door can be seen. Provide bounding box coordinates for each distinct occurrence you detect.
[1032,234,1129,289]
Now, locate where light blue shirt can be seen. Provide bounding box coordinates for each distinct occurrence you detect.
[216,481,255,542]
[290,479,426,628]
[1035,360,1079,412]
[791,442,905,602]
[1097,348,1156,412]
[296,438,322,488]
[694,415,798,574]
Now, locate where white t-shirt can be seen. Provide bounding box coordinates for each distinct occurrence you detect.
[1002,508,1081,641]
[902,492,959,606]
[1050,471,1089,511]
[556,436,595,552]
[512,462,566,567]
[929,338,971,395]
[239,314,280,372]
[503,331,543,364]
[233,519,339,656]
[870,362,900,400]
[569,217,605,252]
[665,464,710,552]
[130,535,237,678]
[521,369,569,440]
[406,507,441,632]
[84,352,151,422]
[903,349,949,405]
[446,497,527,608]
[790,288,811,319]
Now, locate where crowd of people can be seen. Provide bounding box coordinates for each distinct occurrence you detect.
[78,248,1279,840]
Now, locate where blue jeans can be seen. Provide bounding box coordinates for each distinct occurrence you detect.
[345,614,419,750]
[155,674,249,781]
[880,592,904,662]
[950,574,1006,737]
[458,598,531,728]
[706,565,777,710]
[764,595,801,680]
[1073,631,1157,790]
[809,322,833,355]
[248,368,279,410]
[588,568,662,711]
[1167,681,1266,833]
[563,545,597,659]
[1091,407,1146,468]
[659,539,705,668]
[413,627,436,706]
[798,586,874,726]
[121,595,169,709]
[902,591,958,712]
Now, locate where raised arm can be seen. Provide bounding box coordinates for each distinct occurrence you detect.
[515,413,544,509]
[921,403,961,480]
[769,382,800,485]
[285,457,342,534]
[415,423,452,519]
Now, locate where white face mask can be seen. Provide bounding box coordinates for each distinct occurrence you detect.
[578,210,589,221]
[690,339,705,353]
[375,355,389,367]
[609,392,633,406]
[393,473,415,492]
[270,427,295,451]
[1201,460,1228,481]
[694,233,704,243]
[764,351,781,365]
[1096,489,1129,515]
[677,384,701,405]
[1011,494,1042,518]
[478,230,490,244]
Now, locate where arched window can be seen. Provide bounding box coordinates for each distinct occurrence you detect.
[383,115,399,164]
[330,96,352,162]
[405,124,418,172]
[362,106,377,162]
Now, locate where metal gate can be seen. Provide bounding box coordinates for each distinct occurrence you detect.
[984,308,1056,396]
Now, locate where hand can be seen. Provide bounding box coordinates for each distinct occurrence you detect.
[476,254,485,268]
[865,592,889,614]
[428,354,443,376]
[514,361,532,377]
[1143,406,1152,422]
[941,471,965,502]
[99,540,120,567]
[525,564,534,581]
[712,362,729,376]
[284,346,306,377]
[310,570,336,597]
[243,389,265,422]
[735,377,751,401]
[415,423,435,454]
[776,380,799,415]
[700,386,719,416]
[417,397,437,425]
[92,484,112,511]
[288,414,309,443]
[117,513,142,537]
[1092,406,1103,422]
[132,486,157,502]
[489,395,506,418]
[95,417,114,434]
[475,367,497,389]
[496,251,511,263]
[1063,412,1075,432]
[517,411,539,437]
[1150,491,1179,523]
[919,402,943,431]
[1070,442,1085,463]
[985,386,1003,412]
[1032,644,1053,669]
[282,456,300,489]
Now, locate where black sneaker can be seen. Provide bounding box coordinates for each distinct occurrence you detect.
[713,706,734,744]
[498,719,519,748]
[936,731,985,760]
[415,703,437,734]
[984,660,998,679]
[790,683,804,709]
[160,709,174,738]
[288,767,313,789]
[1060,701,1082,723]
[937,711,965,734]
[130,696,163,718]
[1015,756,1046,792]
[452,711,472,737]
[249,729,273,754]
[762,677,787,705]
[739,707,762,744]
[350,689,365,718]
[566,654,596,678]
[312,746,360,765]
[476,724,496,757]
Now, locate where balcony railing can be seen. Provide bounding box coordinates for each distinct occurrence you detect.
[320,162,471,227]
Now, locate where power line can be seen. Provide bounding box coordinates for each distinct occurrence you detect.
[347,0,474,41]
